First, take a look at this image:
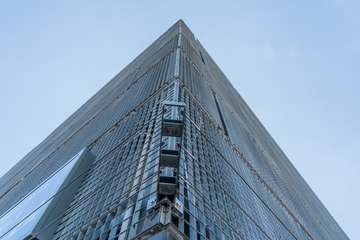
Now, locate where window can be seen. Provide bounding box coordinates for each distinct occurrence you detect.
[212,90,229,136]
[0,148,94,240]
[199,51,206,64]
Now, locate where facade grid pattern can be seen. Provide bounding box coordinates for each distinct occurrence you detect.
[0,20,349,240]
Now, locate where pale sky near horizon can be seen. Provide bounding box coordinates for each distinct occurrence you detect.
[0,1,359,239]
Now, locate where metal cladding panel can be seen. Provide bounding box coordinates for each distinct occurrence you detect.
[0,20,349,240]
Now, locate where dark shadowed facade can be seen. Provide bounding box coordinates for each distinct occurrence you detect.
[0,20,349,240]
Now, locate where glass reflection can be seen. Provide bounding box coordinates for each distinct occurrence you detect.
[0,149,85,240]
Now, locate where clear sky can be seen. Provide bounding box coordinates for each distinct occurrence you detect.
[0,0,358,238]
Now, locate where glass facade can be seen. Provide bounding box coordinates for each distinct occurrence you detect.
[0,148,93,240]
[0,20,349,240]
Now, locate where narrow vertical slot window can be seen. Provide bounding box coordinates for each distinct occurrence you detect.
[199,50,206,64]
[212,90,229,136]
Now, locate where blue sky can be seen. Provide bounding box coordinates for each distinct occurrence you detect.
[0,0,359,238]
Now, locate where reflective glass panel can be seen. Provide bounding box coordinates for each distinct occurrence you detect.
[0,149,85,240]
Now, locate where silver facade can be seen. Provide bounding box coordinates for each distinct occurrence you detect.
[0,20,349,240]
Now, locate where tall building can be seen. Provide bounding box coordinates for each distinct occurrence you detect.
[0,20,349,240]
